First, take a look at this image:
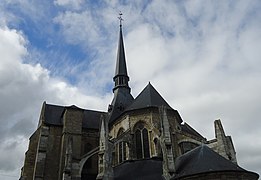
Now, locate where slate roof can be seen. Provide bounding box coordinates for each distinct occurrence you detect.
[126,82,172,111]
[172,145,256,179]
[108,88,134,124]
[43,103,105,129]
[181,123,205,140]
[114,158,163,180]
[82,109,105,129]
[114,25,128,77]
[44,104,64,125]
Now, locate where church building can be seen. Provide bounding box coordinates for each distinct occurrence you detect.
[20,20,259,180]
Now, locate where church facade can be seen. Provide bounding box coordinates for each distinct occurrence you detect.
[20,24,259,180]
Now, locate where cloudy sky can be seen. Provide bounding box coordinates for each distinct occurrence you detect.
[0,0,261,179]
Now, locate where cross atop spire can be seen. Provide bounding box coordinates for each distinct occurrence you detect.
[108,16,134,124]
[113,13,130,92]
[118,11,123,27]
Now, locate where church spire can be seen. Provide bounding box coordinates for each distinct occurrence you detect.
[108,13,134,124]
[113,12,130,92]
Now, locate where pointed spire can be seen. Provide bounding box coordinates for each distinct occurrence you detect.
[108,13,134,124]
[115,25,128,76]
[113,12,130,92]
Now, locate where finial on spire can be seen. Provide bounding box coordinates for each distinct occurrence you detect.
[118,11,123,27]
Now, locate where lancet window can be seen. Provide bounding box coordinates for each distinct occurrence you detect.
[134,122,150,159]
[116,128,127,164]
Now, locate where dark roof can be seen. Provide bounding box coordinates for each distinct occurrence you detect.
[114,25,128,77]
[172,145,251,179]
[43,103,105,129]
[114,158,163,180]
[44,104,64,125]
[82,109,105,129]
[108,88,134,124]
[181,123,205,140]
[126,82,172,111]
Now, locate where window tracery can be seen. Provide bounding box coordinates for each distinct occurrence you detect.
[134,122,150,159]
[116,128,127,163]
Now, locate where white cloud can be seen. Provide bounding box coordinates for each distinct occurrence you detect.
[53,10,104,47]
[0,25,110,178]
[1,0,261,178]
[52,2,261,175]
[122,0,261,174]
[54,0,84,10]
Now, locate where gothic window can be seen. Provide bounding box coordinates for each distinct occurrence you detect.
[119,142,123,162]
[143,129,150,158]
[117,128,127,163]
[134,123,150,159]
[179,142,198,154]
[135,130,142,159]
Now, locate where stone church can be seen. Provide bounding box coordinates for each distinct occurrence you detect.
[20,22,259,180]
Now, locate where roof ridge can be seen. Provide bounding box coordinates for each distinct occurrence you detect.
[148,82,153,106]
[173,145,252,179]
[125,82,172,111]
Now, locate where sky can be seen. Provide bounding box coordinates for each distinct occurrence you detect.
[0,0,261,179]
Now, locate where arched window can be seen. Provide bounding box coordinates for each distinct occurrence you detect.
[117,128,127,163]
[134,123,150,159]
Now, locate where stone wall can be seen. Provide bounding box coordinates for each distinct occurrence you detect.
[21,128,40,179]
[81,129,99,177]
[60,107,83,180]
[207,120,237,164]
[44,126,63,180]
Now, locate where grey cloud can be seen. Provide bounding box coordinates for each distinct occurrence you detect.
[0,0,261,178]
[0,25,109,176]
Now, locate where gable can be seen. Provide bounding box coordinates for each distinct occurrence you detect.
[126,82,172,112]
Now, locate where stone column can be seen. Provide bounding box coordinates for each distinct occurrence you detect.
[159,107,175,180]
[63,136,73,180]
[33,126,49,180]
[215,119,237,164]
[97,115,113,180]
[60,107,83,180]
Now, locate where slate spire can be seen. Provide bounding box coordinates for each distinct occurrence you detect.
[108,15,134,124]
[113,21,130,92]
